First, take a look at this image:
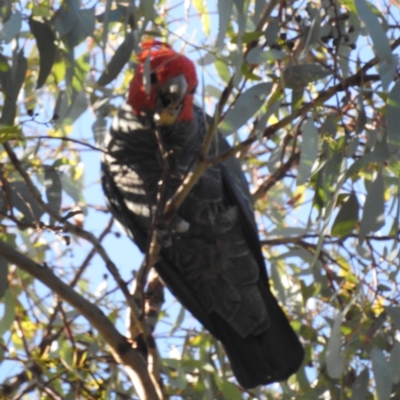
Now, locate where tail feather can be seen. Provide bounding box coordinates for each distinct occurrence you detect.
[211,286,304,388]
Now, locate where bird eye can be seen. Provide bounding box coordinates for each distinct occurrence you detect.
[150,73,157,84]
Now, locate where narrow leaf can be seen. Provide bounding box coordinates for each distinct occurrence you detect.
[44,167,62,224]
[0,290,15,336]
[0,255,8,299]
[350,369,369,400]
[389,342,400,384]
[387,82,400,148]
[331,192,359,237]
[220,82,272,135]
[29,18,56,89]
[359,169,385,242]
[98,31,135,86]
[297,119,319,185]
[217,0,233,50]
[0,11,22,43]
[326,311,344,378]
[371,347,392,400]
[284,64,330,89]
[9,181,44,223]
[386,307,400,330]
[355,0,392,63]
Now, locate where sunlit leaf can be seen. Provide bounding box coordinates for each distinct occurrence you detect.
[331,192,359,237]
[0,290,15,336]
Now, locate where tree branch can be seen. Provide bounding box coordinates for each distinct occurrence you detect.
[0,239,165,400]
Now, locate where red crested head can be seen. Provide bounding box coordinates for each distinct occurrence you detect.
[128,40,198,123]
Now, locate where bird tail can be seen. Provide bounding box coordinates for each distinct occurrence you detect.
[211,286,304,388]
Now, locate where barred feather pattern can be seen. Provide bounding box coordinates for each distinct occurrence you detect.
[102,101,269,337]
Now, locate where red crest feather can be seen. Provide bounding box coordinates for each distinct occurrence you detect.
[128,40,198,122]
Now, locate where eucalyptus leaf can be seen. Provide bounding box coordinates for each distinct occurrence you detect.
[331,192,359,237]
[67,7,95,48]
[297,119,319,185]
[346,142,390,178]
[386,306,400,330]
[326,311,344,379]
[350,369,369,400]
[29,18,56,89]
[389,342,400,384]
[217,0,233,49]
[98,31,135,86]
[0,290,15,336]
[359,169,385,242]
[0,255,8,299]
[220,82,272,135]
[9,181,44,224]
[355,0,392,63]
[44,167,62,224]
[284,64,330,89]
[387,82,400,148]
[371,347,392,400]
[0,11,21,43]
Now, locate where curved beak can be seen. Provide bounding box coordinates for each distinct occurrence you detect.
[155,74,188,125]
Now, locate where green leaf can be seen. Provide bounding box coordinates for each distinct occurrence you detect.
[359,169,385,242]
[346,141,390,178]
[284,64,330,89]
[59,172,84,204]
[0,11,22,43]
[350,369,369,400]
[387,82,400,148]
[0,289,15,336]
[355,0,394,88]
[264,17,279,45]
[29,18,56,89]
[302,9,321,54]
[44,167,62,224]
[193,0,210,36]
[215,60,231,83]
[297,119,319,185]
[0,255,8,299]
[220,82,272,135]
[355,0,391,63]
[326,311,344,379]
[9,181,44,223]
[98,31,135,86]
[66,7,96,48]
[371,347,392,400]
[389,342,400,384]
[246,47,286,64]
[386,307,400,330]
[331,192,359,237]
[215,377,243,400]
